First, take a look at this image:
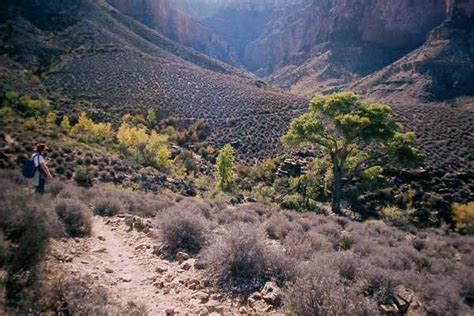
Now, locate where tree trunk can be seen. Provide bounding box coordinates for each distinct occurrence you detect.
[332,166,342,214]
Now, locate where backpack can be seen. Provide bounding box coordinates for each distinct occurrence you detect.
[22,154,39,178]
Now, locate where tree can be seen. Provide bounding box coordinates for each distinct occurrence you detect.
[60,115,71,130]
[282,92,425,213]
[216,144,235,192]
[146,107,156,128]
[45,112,57,127]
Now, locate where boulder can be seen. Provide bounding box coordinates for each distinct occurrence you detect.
[260,281,282,306]
[175,251,190,263]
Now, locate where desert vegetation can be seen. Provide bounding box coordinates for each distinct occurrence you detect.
[2,170,472,314]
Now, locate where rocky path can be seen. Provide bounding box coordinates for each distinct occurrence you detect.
[48,216,245,315]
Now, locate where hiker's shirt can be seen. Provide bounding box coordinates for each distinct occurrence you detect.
[32,153,45,186]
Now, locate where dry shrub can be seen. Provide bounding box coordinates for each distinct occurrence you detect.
[217,206,259,224]
[0,173,63,306]
[125,191,174,217]
[93,197,123,217]
[16,273,110,315]
[202,223,290,295]
[359,267,400,305]
[284,230,332,261]
[0,180,62,274]
[55,198,92,237]
[284,267,378,315]
[92,187,174,217]
[313,221,342,249]
[157,208,208,256]
[47,179,66,197]
[265,213,297,240]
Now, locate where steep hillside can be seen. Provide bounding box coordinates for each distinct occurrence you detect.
[0,0,307,162]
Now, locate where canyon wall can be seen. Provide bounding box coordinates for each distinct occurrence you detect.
[245,0,449,75]
[106,0,236,63]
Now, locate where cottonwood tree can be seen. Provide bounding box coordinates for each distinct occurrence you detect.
[282,92,425,213]
[216,144,235,192]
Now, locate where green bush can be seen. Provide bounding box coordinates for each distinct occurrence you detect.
[73,166,94,188]
[176,150,198,174]
[382,206,417,228]
[281,194,321,213]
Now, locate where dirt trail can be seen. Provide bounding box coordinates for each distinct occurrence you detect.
[48,216,244,315]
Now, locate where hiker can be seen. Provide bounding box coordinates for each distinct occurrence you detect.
[32,143,53,194]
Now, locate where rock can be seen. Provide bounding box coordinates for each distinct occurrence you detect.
[104,268,114,274]
[248,292,262,301]
[97,235,106,241]
[186,279,200,290]
[176,251,190,263]
[246,197,257,203]
[194,259,207,270]
[205,300,225,314]
[94,247,107,253]
[393,286,425,315]
[211,293,223,301]
[380,304,398,313]
[393,286,414,312]
[248,299,272,313]
[156,265,168,273]
[165,308,175,316]
[164,274,174,282]
[121,277,132,282]
[153,245,164,256]
[181,261,192,270]
[193,291,210,304]
[261,281,282,306]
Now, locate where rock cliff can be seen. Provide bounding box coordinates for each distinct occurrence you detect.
[106,0,236,64]
[263,0,449,94]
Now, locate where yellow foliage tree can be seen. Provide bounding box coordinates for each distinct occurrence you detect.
[46,112,57,127]
[452,202,474,234]
[61,115,71,130]
[71,112,114,143]
[116,121,170,170]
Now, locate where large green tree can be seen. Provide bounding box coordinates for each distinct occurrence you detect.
[282,92,425,213]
